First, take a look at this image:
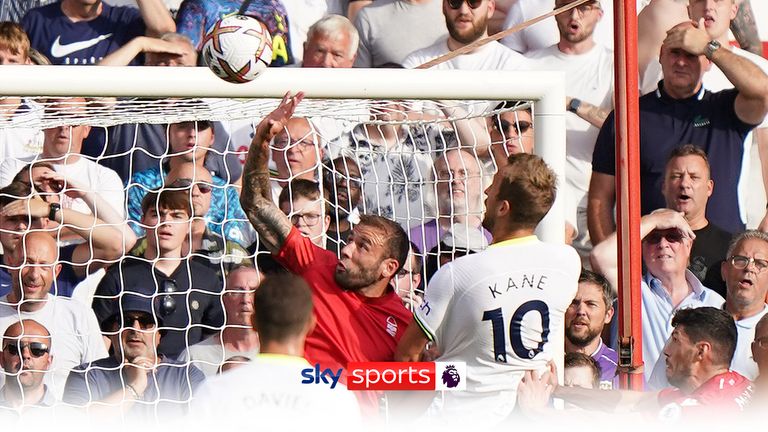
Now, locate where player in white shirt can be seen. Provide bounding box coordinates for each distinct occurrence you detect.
[396,153,580,426]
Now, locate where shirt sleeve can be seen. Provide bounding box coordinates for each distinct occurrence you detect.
[352,10,373,68]
[81,305,109,362]
[273,226,323,275]
[413,262,458,342]
[499,1,526,53]
[590,111,617,176]
[62,365,93,406]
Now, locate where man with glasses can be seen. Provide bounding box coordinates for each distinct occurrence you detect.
[126,120,249,245]
[93,189,224,359]
[0,232,107,398]
[525,0,613,264]
[649,230,768,389]
[591,208,725,383]
[65,294,205,417]
[269,117,325,204]
[402,0,527,70]
[0,319,55,410]
[278,179,330,249]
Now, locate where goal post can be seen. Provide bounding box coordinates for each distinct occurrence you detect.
[0,66,567,243]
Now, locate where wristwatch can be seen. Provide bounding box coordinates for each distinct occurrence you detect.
[568,98,582,114]
[48,202,61,221]
[705,40,721,60]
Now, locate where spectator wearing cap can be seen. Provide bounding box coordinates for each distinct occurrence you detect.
[591,209,725,382]
[93,189,224,359]
[64,293,205,418]
[0,319,56,411]
[126,119,250,245]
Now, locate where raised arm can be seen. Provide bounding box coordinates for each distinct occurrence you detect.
[136,0,176,37]
[587,172,617,246]
[590,209,695,295]
[567,97,611,129]
[664,20,768,125]
[730,0,763,57]
[98,36,185,66]
[240,92,304,253]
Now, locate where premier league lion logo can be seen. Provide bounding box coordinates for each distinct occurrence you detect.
[441,364,461,388]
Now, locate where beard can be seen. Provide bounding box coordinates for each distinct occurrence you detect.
[565,323,602,348]
[334,265,379,291]
[447,15,488,45]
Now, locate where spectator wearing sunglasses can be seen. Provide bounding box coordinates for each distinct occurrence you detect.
[489,102,534,169]
[648,230,768,390]
[591,208,725,383]
[525,0,613,265]
[93,189,224,359]
[0,319,55,411]
[65,294,205,418]
[126,120,249,245]
[0,232,107,399]
[402,0,527,71]
[129,163,251,281]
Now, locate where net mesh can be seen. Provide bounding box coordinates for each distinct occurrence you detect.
[0,94,535,419]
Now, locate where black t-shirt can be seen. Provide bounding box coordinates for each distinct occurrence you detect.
[93,257,224,359]
[592,82,754,234]
[690,223,733,298]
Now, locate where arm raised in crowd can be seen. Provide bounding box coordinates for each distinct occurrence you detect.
[589,209,695,295]
[98,36,185,66]
[0,197,124,277]
[240,92,304,253]
[730,0,763,57]
[664,19,768,125]
[136,0,176,37]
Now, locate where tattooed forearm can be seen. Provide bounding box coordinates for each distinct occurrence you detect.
[240,129,292,253]
[570,98,609,129]
[731,0,763,57]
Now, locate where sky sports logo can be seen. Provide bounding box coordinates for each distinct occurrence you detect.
[301,362,466,391]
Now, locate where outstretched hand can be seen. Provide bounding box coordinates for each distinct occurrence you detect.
[255,91,305,144]
[517,361,558,414]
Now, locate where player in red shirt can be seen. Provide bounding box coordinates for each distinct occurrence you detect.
[239,92,413,412]
[521,307,754,420]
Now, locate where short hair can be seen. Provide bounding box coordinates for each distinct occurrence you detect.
[0,181,31,207]
[671,307,737,368]
[564,352,601,389]
[493,100,532,115]
[307,14,359,58]
[666,144,710,178]
[726,230,768,260]
[27,48,50,65]
[579,269,615,309]
[140,188,193,217]
[495,153,557,230]
[254,274,313,343]
[358,214,410,272]
[278,179,331,216]
[12,161,57,185]
[0,22,30,58]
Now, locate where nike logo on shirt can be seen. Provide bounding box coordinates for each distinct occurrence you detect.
[50,33,114,58]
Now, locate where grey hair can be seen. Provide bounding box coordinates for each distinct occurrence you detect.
[726,229,768,259]
[306,14,359,58]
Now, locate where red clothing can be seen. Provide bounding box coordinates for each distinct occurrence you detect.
[275,227,412,371]
[657,371,754,419]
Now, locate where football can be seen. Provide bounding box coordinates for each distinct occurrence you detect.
[202,15,273,83]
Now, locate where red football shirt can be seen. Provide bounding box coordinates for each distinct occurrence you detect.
[275,227,413,371]
[657,371,754,419]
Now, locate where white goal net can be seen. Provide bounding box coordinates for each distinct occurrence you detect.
[0,65,565,424]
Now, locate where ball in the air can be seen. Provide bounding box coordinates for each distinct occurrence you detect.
[202,15,273,83]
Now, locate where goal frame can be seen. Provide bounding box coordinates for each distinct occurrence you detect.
[0,65,567,243]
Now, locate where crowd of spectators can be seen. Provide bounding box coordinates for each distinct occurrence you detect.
[0,0,767,426]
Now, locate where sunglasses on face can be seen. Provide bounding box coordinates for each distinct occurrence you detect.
[3,342,49,358]
[447,0,483,9]
[122,314,157,330]
[169,178,213,194]
[645,231,684,244]
[494,119,533,135]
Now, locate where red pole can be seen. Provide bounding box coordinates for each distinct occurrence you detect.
[613,0,644,390]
